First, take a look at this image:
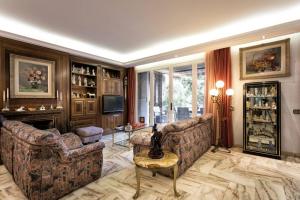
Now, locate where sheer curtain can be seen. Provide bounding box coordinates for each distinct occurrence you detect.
[205,47,233,147]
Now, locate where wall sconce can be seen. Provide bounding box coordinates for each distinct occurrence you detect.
[209,80,234,153]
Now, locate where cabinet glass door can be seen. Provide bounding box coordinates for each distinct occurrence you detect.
[244,81,281,158]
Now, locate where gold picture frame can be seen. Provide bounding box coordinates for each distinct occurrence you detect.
[240,39,290,80]
[10,54,55,98]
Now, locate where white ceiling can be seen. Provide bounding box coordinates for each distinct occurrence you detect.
[0,0,300,66]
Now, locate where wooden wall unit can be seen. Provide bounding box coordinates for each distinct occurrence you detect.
[100,66,126,133]
[68,57,127,133]
[0,36,127,133]
[0,37,69,132]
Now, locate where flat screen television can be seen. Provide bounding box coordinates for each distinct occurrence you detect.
[102,95,124,113]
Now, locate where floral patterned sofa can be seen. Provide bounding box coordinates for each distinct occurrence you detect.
[130,113,213,177]
[0,120,105,200]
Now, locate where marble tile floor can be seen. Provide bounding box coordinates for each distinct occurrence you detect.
[0,132,300,200]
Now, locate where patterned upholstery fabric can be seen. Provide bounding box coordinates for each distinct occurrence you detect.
[46,128,61,136]
[76,126,103,144]
[0,120,105,200]
[80,134,102,144]
[130,130,153,146]
[61,132,83,150]
[76,126,103,137]
[130,113,213,177]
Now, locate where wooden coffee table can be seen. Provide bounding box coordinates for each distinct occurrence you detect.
[133,150,180,199]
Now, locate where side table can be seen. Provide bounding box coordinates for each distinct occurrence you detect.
[133,150,180,199]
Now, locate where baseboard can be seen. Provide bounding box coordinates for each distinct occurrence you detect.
[232,144,300,157]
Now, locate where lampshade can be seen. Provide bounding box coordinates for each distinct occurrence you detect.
[209,89,219,96]
[216,80,225,88]
[226,88,234,96]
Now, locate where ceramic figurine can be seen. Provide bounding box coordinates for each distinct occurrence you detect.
[271,101,277,109]
[84,78,88,86]
[265,102,269,108]
[92,69,96,76]
[87,92,95,98]
[270,86,276,96]
[39,105,46,111]
[16,106,25,112]
[254,88,258,96]
[80,66,85,74]
[86,67,90,75]
[50,104,54,110]
[72,65,76,72]
[78,76,82,86]
[246,101,250,109]
[89,80,96,87]
[264,87,268,96]
[72,74,76,85]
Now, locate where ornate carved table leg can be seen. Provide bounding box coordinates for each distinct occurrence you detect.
[133,166,140,199]
[173,164,180,197]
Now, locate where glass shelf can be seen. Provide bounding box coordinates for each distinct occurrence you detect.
[71,72,97,77]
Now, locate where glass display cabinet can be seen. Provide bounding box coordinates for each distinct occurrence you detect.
[243,81,281,159]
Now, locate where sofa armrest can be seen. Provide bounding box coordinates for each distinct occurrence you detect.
[130,131,153,146]
[58,141,105,163]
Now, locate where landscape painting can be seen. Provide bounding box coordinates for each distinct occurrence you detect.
[240,39,290,80]
[10,54,55,98]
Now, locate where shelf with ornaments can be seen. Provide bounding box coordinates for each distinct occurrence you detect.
[70,61,98,100]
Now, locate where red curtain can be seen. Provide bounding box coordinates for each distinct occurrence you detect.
[127,67,136,125]
[205,47,233,148]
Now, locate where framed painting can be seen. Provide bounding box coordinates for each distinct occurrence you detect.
[10,54,55,98]
[240,39,290,80]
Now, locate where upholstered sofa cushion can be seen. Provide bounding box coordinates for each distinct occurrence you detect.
[61,133,83,150]
[130,130,153,146]
[4,121,59,146]
[76,126,103,137]
[161,117,200,134]
[2,120,24,132]
[46,128,61,136]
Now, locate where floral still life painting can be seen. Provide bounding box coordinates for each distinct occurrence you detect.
[240,39,290,80]
[10,54,55,98]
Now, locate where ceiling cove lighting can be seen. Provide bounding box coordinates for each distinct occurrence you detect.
[0,15,124,62]
[127,3,300,62]
[0,3,300,63]
[135,53,205,71]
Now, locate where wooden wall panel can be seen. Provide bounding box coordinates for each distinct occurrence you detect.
[0,36,126,133]
[0,37,70,131]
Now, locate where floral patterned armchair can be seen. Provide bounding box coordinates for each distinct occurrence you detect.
[0,120,105,200]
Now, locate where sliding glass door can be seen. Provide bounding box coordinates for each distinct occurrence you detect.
[153,68,169,124]
[137,72,150,125]
[137,62,205,125]
[173,65,193,121]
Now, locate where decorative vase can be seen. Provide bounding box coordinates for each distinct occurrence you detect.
[125,123,132,131]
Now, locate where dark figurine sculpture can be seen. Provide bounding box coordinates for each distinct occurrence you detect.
[148,124,164,159]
